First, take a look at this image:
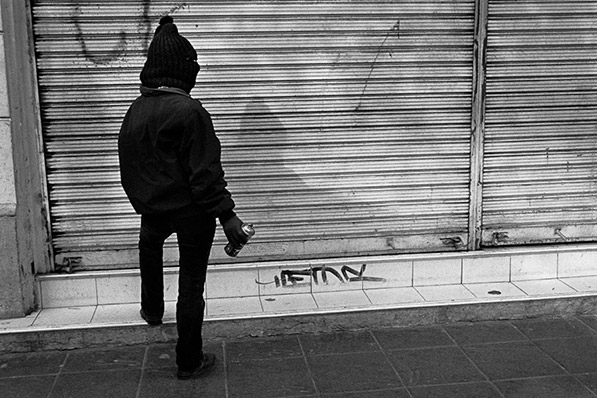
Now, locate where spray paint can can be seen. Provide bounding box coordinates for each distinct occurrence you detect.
[225,223,255,257]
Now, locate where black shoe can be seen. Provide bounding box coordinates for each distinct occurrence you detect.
[177,353,216,380]
[139,309,162,326]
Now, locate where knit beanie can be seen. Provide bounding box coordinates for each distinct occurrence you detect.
[140,16,200,93]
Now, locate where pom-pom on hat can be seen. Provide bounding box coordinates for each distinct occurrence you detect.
[140,16,200,93]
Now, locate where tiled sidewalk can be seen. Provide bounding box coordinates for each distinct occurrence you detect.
[1,316,596,398]
[5,275,597,332]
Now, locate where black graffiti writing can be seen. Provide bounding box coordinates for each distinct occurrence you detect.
[73,4,129,65]
[256,264,386,288]
[72,1,188,65]
[355,20,400,111]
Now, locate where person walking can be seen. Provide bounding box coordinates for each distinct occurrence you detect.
[118,15,249,380]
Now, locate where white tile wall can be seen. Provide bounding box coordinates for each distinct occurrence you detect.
[11,246,597,332]
[205,268,259,299]
[96,275,140,305]
[511,253,558,281]
[163,272,179,301]
[558,250,597,278]
[462,256,510,284]
[362,260,412,289]
[413,258,461,286]
[311,264,363,293]
[35,246,597,311]
[39,277,97,308]
[257,265,312,296]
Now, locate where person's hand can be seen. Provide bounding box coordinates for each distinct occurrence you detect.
[221,215,248,247]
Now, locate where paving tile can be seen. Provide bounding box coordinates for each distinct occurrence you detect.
[415,284,476,302]
[461,341,565,380]
[0,375,56,398]
[494,375,595,398]
[513,279,577,296]
[308,351,402,393]
[364,287,424,306]
[206,296,262,317]
[62,345,146,373]
[145,343,177,370]
[561,276,597,293]
[261,293,318,313]
[140,367,226,398]
[512,317,595,340]
[300,330,379,356]
[312,290,371,309]
[534,337,597,374]
[91,303,140,325]
[320,389,410,397]
[163,300,177,322]
[227,357,315,398]
[464,282,526,299]
[443,321,527,345]
[0,312,38,331]
[145,342,222,370]
[373,326,454,350]
[408,381,502,398]
[578,315,597,333]
[388,346,484,387]
[50,369,141,398]
[226,335,302,362]
[0,350,67,377]
[33,306,95,327]
[575,372,597,394]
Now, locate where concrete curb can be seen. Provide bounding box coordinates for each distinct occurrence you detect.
[1,295,596,354]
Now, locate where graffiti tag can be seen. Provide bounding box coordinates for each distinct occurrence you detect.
[256,264,386,288]
[72,1,190,65]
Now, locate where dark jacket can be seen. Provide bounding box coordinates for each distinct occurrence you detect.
[118,87,235,221]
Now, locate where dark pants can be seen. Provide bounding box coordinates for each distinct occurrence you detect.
[139,211,216,371]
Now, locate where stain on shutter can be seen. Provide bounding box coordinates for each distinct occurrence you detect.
[32,1,475,270]
[482,0,597,246]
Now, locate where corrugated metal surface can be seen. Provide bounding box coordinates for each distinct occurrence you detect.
[482,0,597,246]
[32,1,475,269]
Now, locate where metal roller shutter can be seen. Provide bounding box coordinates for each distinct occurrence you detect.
[32,1,475,270]
[482,0,597,246]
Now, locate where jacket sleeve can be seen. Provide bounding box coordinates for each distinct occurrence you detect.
[181,102,235,219]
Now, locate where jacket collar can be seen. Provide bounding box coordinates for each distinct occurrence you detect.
[140,86,190,98]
